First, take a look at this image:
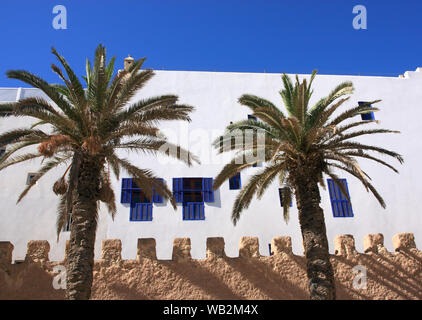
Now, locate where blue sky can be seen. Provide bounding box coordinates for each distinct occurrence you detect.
[0,0,421,87]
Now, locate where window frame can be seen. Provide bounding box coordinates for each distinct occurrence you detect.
[121,178,164,222]
[173,177,214,220]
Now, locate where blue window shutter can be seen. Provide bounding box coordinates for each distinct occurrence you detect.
[229,173,241,190]
[328,179,339,217]
[131,203,153,221]
[183,202,205,220]
[173,178,183,203]
[183,203,187,219]
[121,178,132,204]
[130,205,135,221]
[152,178,164,203]
[203,178,214,202]
[141,203,152,221]
[236,173,241,189]
[358,101,375,121]
[327,179,353,218]
[141,204,147,220]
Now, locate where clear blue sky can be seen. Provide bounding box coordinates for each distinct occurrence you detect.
[1,0,421,87]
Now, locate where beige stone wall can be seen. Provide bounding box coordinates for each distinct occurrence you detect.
[0,233,421,300]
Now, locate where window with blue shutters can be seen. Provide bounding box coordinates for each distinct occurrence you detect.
[183,202,205,220]
[130,203,153,221]
[173,177,214,220]
[327,179,354,217]
[358,101,375,121]
[229,172,241,190]
[121,178,164,221]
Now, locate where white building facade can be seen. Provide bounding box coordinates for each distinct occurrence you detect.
[0,67,421,261]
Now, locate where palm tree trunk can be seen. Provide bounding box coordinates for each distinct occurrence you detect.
[65,153,102,300]
[295,176,336,300]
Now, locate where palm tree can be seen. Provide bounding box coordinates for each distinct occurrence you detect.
[0,44,198,299]
[212,71,403,300]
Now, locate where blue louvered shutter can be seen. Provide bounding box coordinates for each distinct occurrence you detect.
[203,178,214,202]
[327,179,354,217]
[229,173,241,190]
[229,176,235,190]
[121,178,132,203]
[131,203,153,221]
[358,102,375,121]
[152,178,164,203]
[183,202,205,220]
[173,178,183,203]
[142,203,153,220]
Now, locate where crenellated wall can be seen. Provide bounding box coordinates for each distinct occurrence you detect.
[0,233,421,300]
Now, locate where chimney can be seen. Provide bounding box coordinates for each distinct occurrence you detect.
[124,55,135,71]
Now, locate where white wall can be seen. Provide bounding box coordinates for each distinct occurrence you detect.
[0,69,421,261]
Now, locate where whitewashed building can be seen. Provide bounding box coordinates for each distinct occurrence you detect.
[1,64,421,262]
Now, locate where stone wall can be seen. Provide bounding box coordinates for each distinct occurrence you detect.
[0,233,421,300]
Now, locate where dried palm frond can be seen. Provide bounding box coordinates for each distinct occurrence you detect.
[38,135,73,157]
[98,183,113,202]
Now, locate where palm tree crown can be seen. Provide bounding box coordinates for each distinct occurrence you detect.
[213,70,403,225]
[0,44,198,238]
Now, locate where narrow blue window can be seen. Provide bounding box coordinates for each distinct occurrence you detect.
[203,178,214,202]
[173,177,214,220]
[173,178,183,202]
[358,101,375,121]
[121,178,132,204]
[327,179,354,218]
[229,172,241,190]
[268,244,272,256]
